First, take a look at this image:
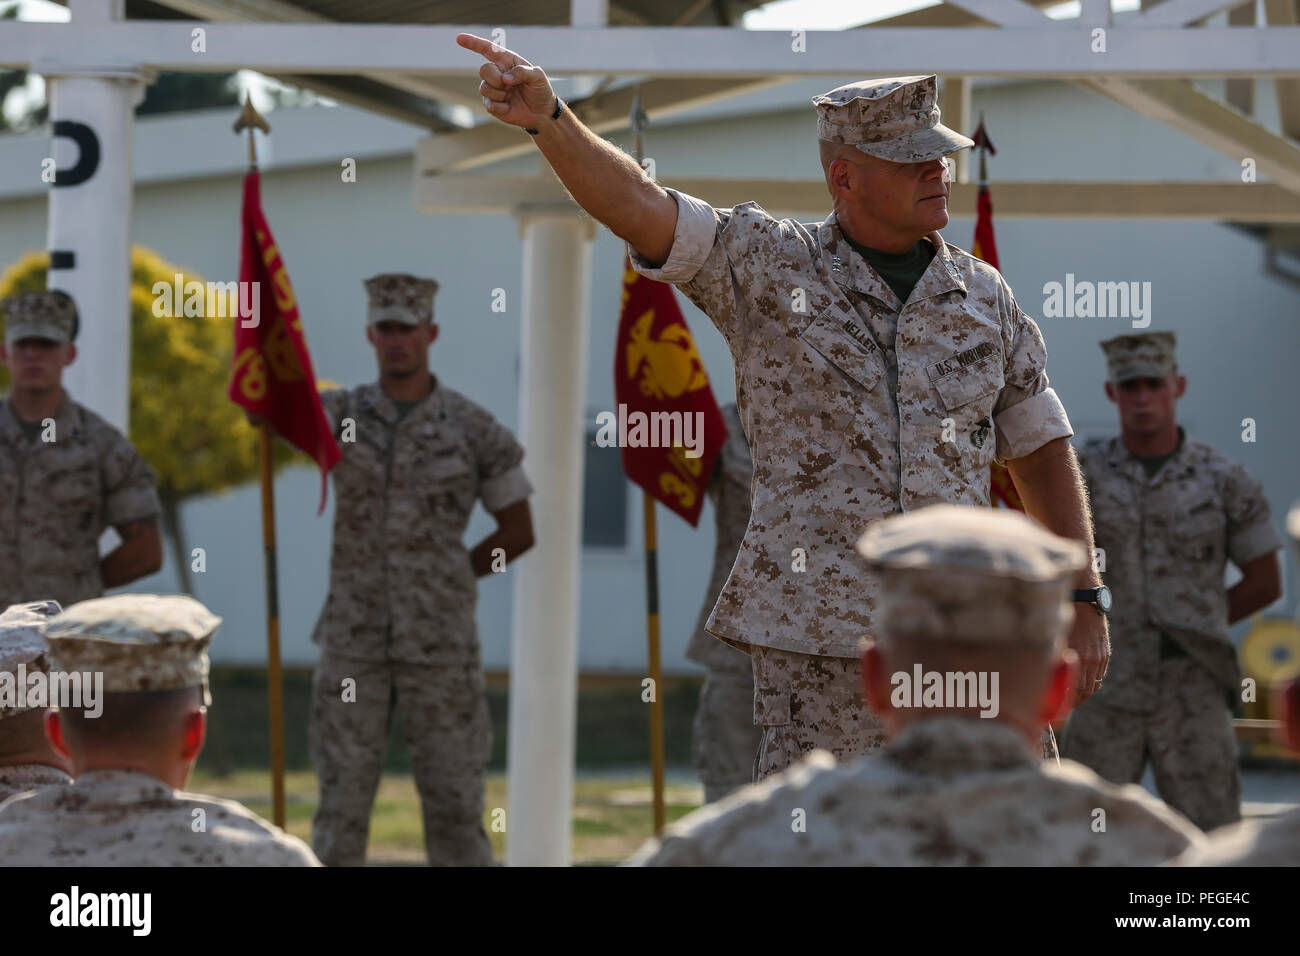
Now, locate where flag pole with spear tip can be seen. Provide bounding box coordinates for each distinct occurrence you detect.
[233,93,287,829]
[630,86,667,837]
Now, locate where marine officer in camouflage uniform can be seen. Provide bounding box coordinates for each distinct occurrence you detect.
[308,274,535,867]
[0,291,162,608]
[688,403,762,803]
[628,505,1204,866]
[0,601,72,802]
[0,594,319,866]
[461,34,1109,779]
[1062,332,1282,832]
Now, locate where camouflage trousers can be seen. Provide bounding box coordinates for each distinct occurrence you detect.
[751,647,886,780]
[308,653,494,866]
[751,647,1061,780]
[1061,656,1241,832]
[692,662,763,804]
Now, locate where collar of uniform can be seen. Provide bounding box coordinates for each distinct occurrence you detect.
[0,763,72,789]
[819,214,965,310]
[878,717,1036,775]
[71,766,174,798]
[355,377,443,426]
[1105,426,1190,484]
[0,390,82,445]
[908,231,968,305]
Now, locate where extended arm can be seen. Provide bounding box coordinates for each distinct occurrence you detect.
[458,33,678,266]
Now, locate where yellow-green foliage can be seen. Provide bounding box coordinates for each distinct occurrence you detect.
[0,247,307,499]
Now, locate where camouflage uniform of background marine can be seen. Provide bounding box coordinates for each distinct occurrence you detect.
[629,77,1075,779]
[0,600,71,802]
[0,594,319,865]
[1174,502,1300,866]
[1062,332,1282,833]
[309,274,533,867]
[687,403,762,802]
[0,293,161,609]
[629,506,1206,866]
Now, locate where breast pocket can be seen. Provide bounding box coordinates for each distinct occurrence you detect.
[1178,507,1226,569]
[929,354,1003,466]
[793,303,885,457]
[48,462,101,536]
[427,446,476,522]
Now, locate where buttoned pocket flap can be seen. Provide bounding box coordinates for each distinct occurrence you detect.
[799,305,883,393]
[931,356,1002,411]
[429,446,472,481]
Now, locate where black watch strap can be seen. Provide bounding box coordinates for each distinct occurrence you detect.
[525,97,564,135]
[1072,587,1107,614]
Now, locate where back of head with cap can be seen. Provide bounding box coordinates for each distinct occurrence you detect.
[0,601,69,767]
[44,594,220,788]
[855,505,1085,744]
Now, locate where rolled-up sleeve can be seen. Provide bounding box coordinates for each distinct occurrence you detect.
[474,414,533,513]
[1225,464,1282,566]
[628,189,801,350]
[102,432,161,527]
[627,188,718,286]
[993,290,1073,462]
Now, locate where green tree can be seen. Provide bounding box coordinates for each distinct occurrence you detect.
[0,247,307,595]
[0,3,48,134]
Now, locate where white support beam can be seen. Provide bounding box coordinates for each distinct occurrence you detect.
[939,0,1054,26]
[1136,0,1248,26]
[147,0,487,110]
[1265,0,1300,140]
[6,23,1300,78]
[1077,0,1113,25]
[506,210,594,867]
[1080,78,1300,194]
[417,175,1300,221]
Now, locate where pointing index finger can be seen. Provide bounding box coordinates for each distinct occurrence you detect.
[456,33,528,71]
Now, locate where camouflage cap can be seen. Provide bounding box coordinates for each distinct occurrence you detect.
[364,273,439,326]
[1,291,77,345]
[813,76,974,163]
[856,504,1086,644]
[1100,331,1177,383]
[0,600,62,721]
[44,595,221,706]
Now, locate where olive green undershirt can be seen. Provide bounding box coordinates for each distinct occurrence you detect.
[844,236,937,306]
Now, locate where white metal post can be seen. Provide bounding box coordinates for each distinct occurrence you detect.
[43,68,147,432]
[506,209,595,867]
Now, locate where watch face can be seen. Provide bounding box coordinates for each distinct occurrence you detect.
[1096,586,1113,613]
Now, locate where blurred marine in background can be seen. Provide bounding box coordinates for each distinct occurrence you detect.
[0,594,319,866]
[0,291,162,609]
[307,273,535,867]
[1063,332,1282,832]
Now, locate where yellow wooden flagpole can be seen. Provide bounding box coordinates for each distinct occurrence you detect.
[234,94,286,829]
[631,87,667,837]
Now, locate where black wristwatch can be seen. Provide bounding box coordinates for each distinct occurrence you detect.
[1072,586,1112,616]
[525,97,565,135]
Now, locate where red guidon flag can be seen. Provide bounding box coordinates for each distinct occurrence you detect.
[614,257,725,527]
[971,120,1023,512]
[228,171,340,513]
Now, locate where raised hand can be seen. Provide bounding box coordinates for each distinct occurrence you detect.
[457,33,558,130]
